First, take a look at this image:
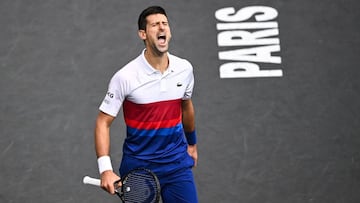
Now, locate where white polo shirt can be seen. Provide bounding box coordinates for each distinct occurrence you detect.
[99,49,195,162]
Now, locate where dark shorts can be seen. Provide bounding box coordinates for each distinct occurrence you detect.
[119,153,198,203]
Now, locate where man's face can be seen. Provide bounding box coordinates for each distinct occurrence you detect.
[139,14,172,55]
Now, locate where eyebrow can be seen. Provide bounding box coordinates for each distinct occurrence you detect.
[149,21,168,25]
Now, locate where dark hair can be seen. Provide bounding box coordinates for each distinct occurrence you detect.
[138,6,167,31]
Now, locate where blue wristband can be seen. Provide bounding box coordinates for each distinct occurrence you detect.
[185,130,197,145]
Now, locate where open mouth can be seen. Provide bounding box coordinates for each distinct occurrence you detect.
[158,35,166,44]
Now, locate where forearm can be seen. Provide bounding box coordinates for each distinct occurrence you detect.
[94,112,113,157]
[182,99,198,165]
[94,111,116,176]
[182,99,195,132]
[95,123,110,158]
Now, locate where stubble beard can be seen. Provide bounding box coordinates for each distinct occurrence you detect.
[151,43,169,57]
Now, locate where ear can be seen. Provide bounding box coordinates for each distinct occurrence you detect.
[138,30,146,40]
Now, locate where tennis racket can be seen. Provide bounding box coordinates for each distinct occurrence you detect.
[83,168,161,203]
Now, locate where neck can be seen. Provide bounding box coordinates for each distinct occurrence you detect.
[144,49,169,73]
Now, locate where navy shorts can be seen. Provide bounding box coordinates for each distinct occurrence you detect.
[119,153,198,203]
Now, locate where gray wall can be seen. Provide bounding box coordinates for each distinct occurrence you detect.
[1,0,359,202]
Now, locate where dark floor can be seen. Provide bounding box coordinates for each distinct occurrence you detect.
[1,0,360,202]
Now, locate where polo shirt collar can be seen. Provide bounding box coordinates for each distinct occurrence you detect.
[141,49,175,75]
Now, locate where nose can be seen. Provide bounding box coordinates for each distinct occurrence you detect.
[159,23,166,30]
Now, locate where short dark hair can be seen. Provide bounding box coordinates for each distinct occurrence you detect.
[138,6,167,31]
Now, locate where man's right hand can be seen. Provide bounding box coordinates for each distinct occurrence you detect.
[100,170,121,194]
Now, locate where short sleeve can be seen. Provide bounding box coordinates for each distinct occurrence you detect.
[183,61,195,100]
[99,72,127,117]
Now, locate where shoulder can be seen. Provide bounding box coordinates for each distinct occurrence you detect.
[168,53,193,71]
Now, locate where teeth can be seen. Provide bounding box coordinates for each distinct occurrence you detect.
[158,34,166,40]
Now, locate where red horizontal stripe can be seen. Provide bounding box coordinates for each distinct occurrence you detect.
[123,99,182,122]
[125,116,181,130]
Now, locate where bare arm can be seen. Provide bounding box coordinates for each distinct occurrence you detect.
[182,99,198,166]
[95,111,114,157]
[182,99,195,131]
[94,111,120,194]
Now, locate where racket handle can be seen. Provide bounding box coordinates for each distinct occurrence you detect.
[83,176,101,186]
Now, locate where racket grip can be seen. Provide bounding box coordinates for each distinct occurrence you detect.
[83,176,101,186]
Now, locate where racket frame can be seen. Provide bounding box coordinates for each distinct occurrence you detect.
[83,168,161,203]
[115,168,161,203]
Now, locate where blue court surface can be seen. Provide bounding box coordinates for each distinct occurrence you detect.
[1,0,360,202]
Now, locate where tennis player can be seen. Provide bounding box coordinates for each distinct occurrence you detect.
[94,6,198,202]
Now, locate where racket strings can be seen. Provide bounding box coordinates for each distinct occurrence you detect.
[122,171,159,203]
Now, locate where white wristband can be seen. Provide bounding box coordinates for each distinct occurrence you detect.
[97,156,113,174]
